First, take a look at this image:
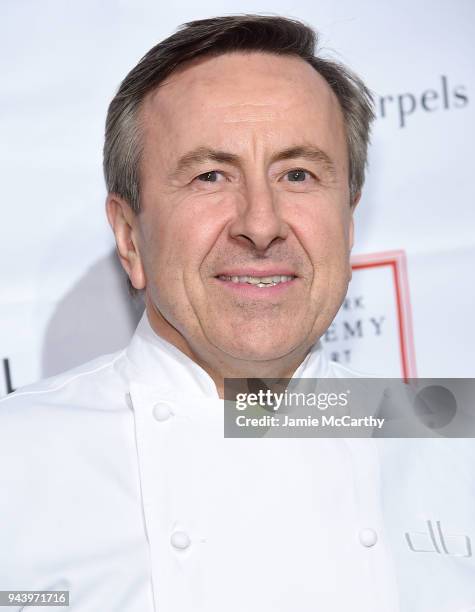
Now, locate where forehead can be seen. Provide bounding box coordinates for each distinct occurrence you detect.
[140,51,346,159]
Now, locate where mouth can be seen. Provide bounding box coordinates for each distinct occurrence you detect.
[216,273,296,287]
[213,272,299,296]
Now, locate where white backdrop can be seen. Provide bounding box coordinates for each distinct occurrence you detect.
[1,0,474,395]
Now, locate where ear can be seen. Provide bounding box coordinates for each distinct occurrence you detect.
[349,214,355,252]
[106,194,146,290]
[348,191,361,251]
[351,190,361,210]
[347,191,361,283]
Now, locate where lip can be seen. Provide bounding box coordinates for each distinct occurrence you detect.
[215,269,298,277]
[212,275,299,298]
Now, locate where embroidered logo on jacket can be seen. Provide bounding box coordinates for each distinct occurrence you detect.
[405,520,472,557]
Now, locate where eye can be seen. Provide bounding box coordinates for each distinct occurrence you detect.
[195,170,225,183]
[283,168,315,182]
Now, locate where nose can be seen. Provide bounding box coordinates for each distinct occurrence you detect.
[228,182,288,251]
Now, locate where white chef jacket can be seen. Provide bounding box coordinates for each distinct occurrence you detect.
[1,312,474,612]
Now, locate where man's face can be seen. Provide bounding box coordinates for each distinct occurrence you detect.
[136,51,354,364]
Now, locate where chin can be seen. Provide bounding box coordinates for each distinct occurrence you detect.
[216,334,301,363]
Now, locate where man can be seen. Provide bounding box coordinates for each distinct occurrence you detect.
[1,14,474,612]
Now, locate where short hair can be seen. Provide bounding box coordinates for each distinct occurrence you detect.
[103,14,375,295]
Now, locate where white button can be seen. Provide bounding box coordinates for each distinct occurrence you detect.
[153,402,173,422]
[359,528,378,547]
[171,530,191,550]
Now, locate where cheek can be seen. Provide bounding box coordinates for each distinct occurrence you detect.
[296,204,352,265]
[140,200,227,284]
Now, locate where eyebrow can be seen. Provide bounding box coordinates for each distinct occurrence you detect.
[169,144,337,179]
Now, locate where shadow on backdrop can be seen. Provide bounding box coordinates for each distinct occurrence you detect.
[41,251,144,378]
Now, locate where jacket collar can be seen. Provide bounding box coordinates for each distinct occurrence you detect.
[125,311,330,398]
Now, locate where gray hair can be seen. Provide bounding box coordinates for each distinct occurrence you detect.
[103,14,375,295]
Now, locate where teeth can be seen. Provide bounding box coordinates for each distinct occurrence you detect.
[218,274,295,286]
